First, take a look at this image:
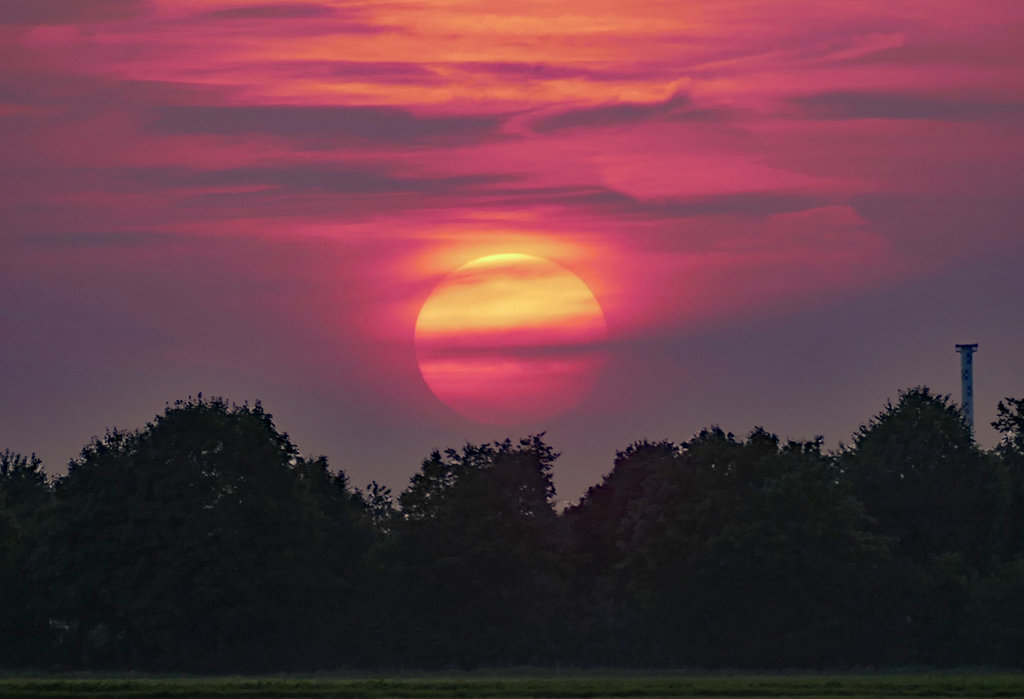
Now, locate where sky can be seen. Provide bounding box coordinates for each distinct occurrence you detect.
[2,0,1023,502]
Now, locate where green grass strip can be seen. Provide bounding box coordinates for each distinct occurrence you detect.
[1,674,1023,698]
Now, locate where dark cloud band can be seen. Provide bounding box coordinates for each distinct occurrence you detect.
[150,104,510,147]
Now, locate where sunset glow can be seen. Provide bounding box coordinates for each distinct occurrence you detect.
[2,0,1023,498]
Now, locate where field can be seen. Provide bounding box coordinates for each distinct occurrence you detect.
[2,673,1024,698]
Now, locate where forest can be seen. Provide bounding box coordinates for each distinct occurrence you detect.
[3,387,1024,672]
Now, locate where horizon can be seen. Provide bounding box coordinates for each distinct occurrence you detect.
[8,375,1006,505]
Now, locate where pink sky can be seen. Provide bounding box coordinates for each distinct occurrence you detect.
[2,1,1023,500]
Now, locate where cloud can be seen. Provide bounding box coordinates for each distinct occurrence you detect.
[199,3,336,20]
[790,90,1024,122]
[194,3,385,33]
[528,91,737,133]
[270,61,440,84]
[851,191,1024,258]
[4,163,516,202]
[842,42,1011,69]
[455,62,644,82]
[22,230,171,248]
[0,73,219,113]
[0,0,145,25]
[531,92,717,133]
[167,164,514,196]
[483,185,832,220]
[150,105,509,146]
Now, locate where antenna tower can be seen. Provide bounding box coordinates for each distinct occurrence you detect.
[955,343,978,432]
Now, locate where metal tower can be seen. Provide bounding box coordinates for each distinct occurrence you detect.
[955,343,978,432]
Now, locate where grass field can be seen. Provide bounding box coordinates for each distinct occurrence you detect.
[1,673,1023,698]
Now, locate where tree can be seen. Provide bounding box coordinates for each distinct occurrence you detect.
[359,480,396,535]
[992,397,1024,558]
[0,450,52,667]
[562,441,678,664]
[843,387,1002,565]
[379,435,569,667]
[566,441,678,576]
[994,397,1024,454]
[959,398,1024,664]
[44,397,371,671]
[619,428,892,666]
[840,387,1005,662]
[1,450,49,513]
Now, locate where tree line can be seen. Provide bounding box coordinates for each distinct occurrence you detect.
[3,387,1024,671]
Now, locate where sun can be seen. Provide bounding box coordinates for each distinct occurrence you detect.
[415,253,607,424]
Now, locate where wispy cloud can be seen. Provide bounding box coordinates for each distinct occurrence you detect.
[193,2,387,34]
[454,61,647,82]
[164,164,516,196]
[22,230,172,248]
[268,61,441,84]
[468,185,833,222]
[0,0,145,25]
[790,90,1024,122]
[150,105,511,147]
[198,3,337,20]
[531,92,721,133]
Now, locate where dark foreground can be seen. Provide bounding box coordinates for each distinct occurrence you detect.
[8,394,1024,671]
[2,674,1024,698]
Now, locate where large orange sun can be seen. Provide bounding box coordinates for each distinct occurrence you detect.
[415,253,608,424]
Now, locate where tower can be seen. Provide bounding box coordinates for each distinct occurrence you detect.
[955,343,978,432]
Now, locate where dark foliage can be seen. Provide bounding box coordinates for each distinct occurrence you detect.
[616,429,892,666]
[840,388,1006,663]
[993,397,1024,558]
[376,436,571,668]
[39,397,372,671]
[843,388,1001,566]
[4,388,1024,671]
[0,450,52,665]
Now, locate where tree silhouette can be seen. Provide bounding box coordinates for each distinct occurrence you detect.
[562,441,677,663]
[618,428,891,666]
[0,451,52,666]
[960,397,1024,664]
[992,397,1024,557]
[842,387,1001,566]
[840,387,1005,662]
[380,435,569,667]
[44,397,370,671]
[6,389,1024,670]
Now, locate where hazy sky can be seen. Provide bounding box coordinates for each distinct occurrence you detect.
[2,0,1023,501]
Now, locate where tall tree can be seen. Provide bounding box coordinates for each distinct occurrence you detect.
[992,397,1024,557]
[562,441,678,664]
[841,387,1005,662]
[566,441,678,576]
[0,450,52,666]
[44,397,371,671]
[619,428,892,666]
[961,397,1024,664]
[380,435,569,667]
[842,387,1002,566]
